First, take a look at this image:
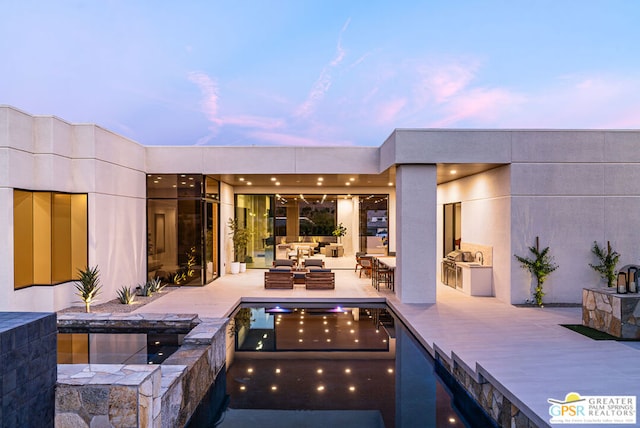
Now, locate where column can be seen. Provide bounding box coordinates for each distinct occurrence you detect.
[396,164,436,303]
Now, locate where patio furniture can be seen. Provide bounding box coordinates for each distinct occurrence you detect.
[358,256,372,278]
[305,270,335,289]
[264,271,294,289]
[303,259,325,269]
[273,259,295,268]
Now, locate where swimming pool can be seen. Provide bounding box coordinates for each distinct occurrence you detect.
[188,303,497,428]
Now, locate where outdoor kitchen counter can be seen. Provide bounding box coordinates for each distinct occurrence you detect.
[457,262,493,296]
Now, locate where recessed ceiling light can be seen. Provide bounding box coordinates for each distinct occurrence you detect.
[450,170,457,175]
[247,182,252,186]
[317,182,322,186]
[318,177,324,181]
[239,177,245,181]
[388,182,393,186]
[345,182,351,186]
[271,177,276,181]
[180,174,186,177]
[349,177,355,181]
[153,180,158,184]
[275,182,280,186]
[156,176,162,180]
[181,181,187,185]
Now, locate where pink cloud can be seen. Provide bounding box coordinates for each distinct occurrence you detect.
[247,130,353,147]
[418,63,478,104]
[295,18,351,118]
[375,98,408,124]
[188,71,221,125]
[222,115,285,130]
[430,87,525,127]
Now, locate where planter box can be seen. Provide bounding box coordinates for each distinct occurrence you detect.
[582,288,640,339]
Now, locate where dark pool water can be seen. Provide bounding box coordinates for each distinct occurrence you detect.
[188,304,497,428]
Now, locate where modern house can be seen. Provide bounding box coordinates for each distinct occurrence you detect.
[3,104,640,312]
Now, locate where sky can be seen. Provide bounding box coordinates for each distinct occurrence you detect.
[1,1,640,147]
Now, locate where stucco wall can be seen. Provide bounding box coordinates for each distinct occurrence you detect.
[437,166,511,302]
[0,106,146,312]
[509,131,640,304]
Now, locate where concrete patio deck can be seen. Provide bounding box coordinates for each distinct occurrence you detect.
[134,268,640,428]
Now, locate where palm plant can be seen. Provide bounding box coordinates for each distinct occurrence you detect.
[228,218,252,263]
[589,241,620,288]
[116,286,136,304]
[514,237,558,306]
[74,265,102,313]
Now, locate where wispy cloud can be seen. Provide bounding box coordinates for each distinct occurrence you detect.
[188,71,221,125]
[295,18,351,118]
[247,130,352,147]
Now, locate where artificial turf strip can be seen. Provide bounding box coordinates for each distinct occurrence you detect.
[561,324,622,341]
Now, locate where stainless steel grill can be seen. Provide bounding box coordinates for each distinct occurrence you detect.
[441,250,473,288]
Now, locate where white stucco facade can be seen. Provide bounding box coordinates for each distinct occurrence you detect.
[3,105,640,311]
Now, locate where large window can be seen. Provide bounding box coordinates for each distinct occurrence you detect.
[358,195,389,254]
[274,194,337,240]
[13,190,88,289]
[147,174,219,286]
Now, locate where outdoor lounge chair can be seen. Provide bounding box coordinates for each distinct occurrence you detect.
[273,259,295,268]
[302,258,325,269]
[264,271,294,289]
[305,270,335,289]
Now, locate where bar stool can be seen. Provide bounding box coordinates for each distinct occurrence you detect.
[376,259,393,291]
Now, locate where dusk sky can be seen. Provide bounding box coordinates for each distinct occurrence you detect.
[2,1,639,147]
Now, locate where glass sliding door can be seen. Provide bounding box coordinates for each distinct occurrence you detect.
[147,174,219,286]
[235,195,274,268]
[358,195,389,254]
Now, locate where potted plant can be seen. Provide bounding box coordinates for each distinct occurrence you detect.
[514,237,558,307]
[74,265,102,313]
[589,241,620,288]
[332,222,347,244]
[228,218,251,274]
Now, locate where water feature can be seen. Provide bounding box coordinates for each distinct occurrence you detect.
[57,332,184,365]
[188,303,497,428]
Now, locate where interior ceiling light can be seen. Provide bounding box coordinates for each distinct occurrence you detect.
[271,177,276,181]
[450,169,457,174]
[239,177,245,181]
[188,177,194,180]
[318,177,324,181]
[275,182,280,186]
[388,182,393,186]
[246,182,252,186]
[345,182,351,186]
[349,177,355,181]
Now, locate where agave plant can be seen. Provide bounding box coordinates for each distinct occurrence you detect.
[148,277,165,293]
[116,286,136,304]
[137,281,153,297]
[74,265,102,313]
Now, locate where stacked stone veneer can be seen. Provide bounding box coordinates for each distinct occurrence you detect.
[435,352,539,428]
[582,288,640,338]
[55,314,228,428]
[0,312,57,428]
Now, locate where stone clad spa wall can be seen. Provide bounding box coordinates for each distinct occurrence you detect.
[0,312,57,427]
